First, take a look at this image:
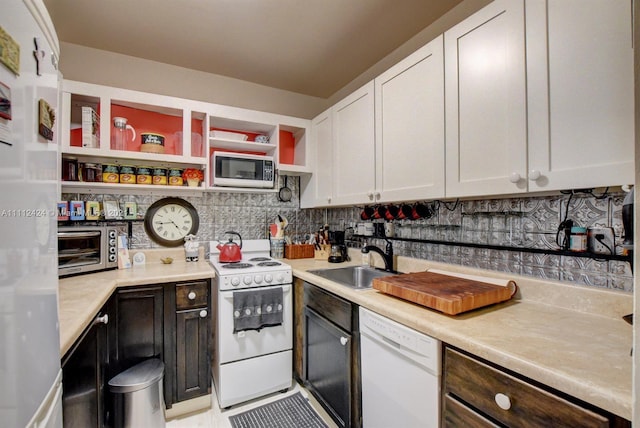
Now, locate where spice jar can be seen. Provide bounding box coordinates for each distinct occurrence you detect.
[119,165,136,184]
[136,166,152,185]
[152,167,167,185]
[569,227,587,252]
[103,164,120,183]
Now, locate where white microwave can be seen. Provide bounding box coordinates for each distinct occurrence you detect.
[211,152,275,188]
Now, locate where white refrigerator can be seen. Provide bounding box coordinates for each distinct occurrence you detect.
[0,0,63,427]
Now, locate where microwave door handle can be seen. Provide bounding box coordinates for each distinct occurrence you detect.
[58,231,102,238]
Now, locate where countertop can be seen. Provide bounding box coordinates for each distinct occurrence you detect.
[57,250,633,420]
[287,254,633,421]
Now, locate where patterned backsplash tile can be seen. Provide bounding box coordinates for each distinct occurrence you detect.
[62,179,633,293]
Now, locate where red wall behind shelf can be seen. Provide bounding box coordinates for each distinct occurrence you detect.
[70,105,204,156]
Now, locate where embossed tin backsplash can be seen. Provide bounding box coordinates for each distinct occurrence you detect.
[62,179,633,293]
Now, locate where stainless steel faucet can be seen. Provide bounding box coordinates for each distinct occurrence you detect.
[361,239,394,272]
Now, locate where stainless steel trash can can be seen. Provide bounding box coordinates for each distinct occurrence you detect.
[108,358,165,428]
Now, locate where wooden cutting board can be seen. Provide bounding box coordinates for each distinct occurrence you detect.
[372,270,517,315]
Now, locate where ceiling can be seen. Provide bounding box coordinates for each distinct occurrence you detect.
[43,0,462,99]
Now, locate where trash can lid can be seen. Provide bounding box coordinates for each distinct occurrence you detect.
[108,358,164,393]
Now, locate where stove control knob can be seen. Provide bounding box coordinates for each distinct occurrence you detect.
[254,275,263,284]
[243,276,253,285]
[276,273,285,283]
[231,277,240,287]
[264,274,273,283]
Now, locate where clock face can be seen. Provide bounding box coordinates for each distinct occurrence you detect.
[144,198,199,247]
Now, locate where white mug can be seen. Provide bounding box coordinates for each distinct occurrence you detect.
[363,223,374,236]
[384,222,395,237]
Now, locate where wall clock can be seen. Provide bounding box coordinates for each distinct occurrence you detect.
[144,197,199,247]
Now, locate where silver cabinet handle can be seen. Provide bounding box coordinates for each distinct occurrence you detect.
[340,336,348,346]
[94,314,109,325]
[188,291,197,300]
[199,310,208,318]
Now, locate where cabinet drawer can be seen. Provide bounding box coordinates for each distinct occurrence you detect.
[443,394,499,428]
[443,348,609,428]
[304,283,352,331]
[175,281,209,310]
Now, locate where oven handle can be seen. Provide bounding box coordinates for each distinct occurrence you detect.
[221,284,291,299]
[58,231,101,238]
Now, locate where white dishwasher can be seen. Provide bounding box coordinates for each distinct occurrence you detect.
[359,307,441,428]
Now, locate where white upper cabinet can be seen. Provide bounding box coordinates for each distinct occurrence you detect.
[444,0,528,198]
[331,81,376,206]
[374,35,445,203]
[525,0,634,191]
[307,108,334,207]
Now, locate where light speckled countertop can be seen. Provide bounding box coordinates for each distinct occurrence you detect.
[288,252,633,421]
[58,249,632,420]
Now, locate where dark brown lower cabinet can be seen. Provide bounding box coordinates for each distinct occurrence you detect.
[62,297,113,428]
[62,279,212,427]
[442,346,631,428]
[175,280,211,402]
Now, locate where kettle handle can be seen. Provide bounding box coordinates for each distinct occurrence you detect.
[224,231,243,248]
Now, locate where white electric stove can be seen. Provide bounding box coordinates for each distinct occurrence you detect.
[209,239,293,408]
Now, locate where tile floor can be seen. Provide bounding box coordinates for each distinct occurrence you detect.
[166,381,337,428]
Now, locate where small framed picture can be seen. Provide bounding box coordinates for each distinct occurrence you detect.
[123,202,137,220]
[104,200,121,219]
[0,81,11,120]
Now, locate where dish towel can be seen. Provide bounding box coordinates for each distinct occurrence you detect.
[233,287,284,333]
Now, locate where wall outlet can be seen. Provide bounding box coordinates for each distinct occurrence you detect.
[587,227,615,255]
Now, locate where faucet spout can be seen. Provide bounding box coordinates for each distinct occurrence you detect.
[361,240,394,272]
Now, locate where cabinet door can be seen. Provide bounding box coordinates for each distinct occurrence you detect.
[375,35,445,202]
[445,0,527,198]
[332,81,376,206]
[109,286,164,373]
[62,308,111,428]
[176,308,210,402]
[526,0,634,191]
[304,307,352,428]
[310,108,334,206]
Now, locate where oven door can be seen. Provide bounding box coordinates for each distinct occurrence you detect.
[58,229,105,275]
[217,284,292,363]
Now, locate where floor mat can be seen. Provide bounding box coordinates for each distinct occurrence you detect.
[228,392,329,428]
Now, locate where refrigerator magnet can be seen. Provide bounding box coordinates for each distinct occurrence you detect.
[0,81,12,120]
[0,26,20,75]
[38,99,54,141]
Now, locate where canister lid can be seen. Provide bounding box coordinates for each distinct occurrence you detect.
[108,358,164,393]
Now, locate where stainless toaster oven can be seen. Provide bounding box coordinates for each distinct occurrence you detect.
[58,225,122,276]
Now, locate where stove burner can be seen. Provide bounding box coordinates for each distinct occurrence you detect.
[221,263,253,269]
[249,257,272,262]
[257,261,282,267]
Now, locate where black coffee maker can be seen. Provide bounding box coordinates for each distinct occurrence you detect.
[328,231,349,263]
[622,188,634,251]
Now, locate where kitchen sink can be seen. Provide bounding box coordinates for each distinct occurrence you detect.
[308,265,397,290]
